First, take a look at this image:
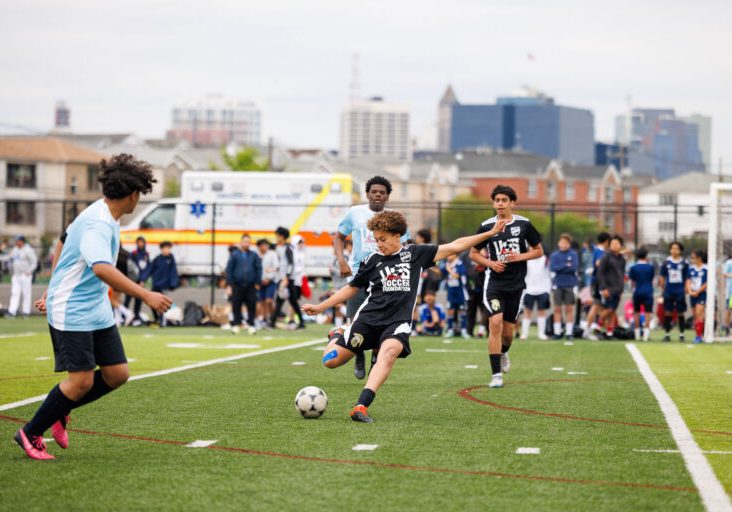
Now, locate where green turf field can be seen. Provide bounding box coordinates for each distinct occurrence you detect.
[0,317,730,511]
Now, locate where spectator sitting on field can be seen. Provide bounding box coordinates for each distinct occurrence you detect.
[416,291,446,336]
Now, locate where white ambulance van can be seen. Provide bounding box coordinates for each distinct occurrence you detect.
[120,171,353,277]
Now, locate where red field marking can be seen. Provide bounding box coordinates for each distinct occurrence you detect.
[458,380,732,437]
[0,414,695,494]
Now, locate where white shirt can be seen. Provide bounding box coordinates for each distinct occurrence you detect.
[10,244,37,276]
[525,256,552,295]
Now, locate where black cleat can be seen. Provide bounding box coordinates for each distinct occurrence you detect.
[350,405,374,423]
[662,334,671,342]
[354,351,366,380]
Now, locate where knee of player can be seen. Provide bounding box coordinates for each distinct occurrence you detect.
[72,377,94,395]
[489,316,503,328]
[104,367,130,388]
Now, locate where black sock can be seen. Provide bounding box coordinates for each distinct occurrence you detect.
[501,344,511,354]
[72,370,115,409]
[679,318,685,335]
[357,388,375,407]
[24,385,77,437]
[490,354,502,375]
[664,316,672,333]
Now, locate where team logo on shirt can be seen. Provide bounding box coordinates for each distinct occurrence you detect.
[399,251,411,263]
[350,332,365,348]
[380,263,411,292]
[511,226,521,236]
[493,238,521,261]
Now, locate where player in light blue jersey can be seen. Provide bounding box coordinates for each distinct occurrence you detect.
[334,176,409,379]
[15,154,171,461]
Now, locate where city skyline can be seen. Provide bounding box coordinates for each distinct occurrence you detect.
[1,0,729,171]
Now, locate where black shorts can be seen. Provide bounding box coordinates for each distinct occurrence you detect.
[484,288,524,322]
[664,293,687,314]
[49,324,127,372]
[336,320,412,358]
[552,288,575,306]
[633,293,653,313]
[524,292,550,311]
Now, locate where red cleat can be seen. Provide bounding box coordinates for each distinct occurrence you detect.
[51,416,70,449]
[14,428,55,460]
[350,404,374,423]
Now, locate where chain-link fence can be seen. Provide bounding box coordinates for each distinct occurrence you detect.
[3,198,732,275]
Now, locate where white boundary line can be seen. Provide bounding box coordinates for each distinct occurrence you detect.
[626,343,732,511]
[0,338,324,412]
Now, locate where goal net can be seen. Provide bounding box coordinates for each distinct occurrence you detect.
[704,183,732,342]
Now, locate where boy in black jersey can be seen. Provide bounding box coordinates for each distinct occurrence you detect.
[302,211,506,422]
[469,185,543,389]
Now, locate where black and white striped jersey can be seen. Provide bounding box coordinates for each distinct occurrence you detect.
[474,215,542,291]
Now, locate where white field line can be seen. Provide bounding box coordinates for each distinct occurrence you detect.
[0,338,324,412]
[0,332,37,340]
[626,343,732,512]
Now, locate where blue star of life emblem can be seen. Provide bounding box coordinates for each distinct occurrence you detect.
[190,201,206,218]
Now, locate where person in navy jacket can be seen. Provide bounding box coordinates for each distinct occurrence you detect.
[141,241,180,326]
[549,234,579,339]
[125,236,150,323]
[226,234,262,334]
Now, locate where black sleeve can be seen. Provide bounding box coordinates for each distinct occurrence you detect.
[473,223,494,251]
[525,221,542,247]
[415,244,439,268]
[60,231,68,244]
[350,257,373,289]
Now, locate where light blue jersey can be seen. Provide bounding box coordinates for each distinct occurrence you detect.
[724,258,732,298]
[337,204,409,278]
[47,199,120,331]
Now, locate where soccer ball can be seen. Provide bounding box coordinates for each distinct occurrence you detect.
[294,386,328,418]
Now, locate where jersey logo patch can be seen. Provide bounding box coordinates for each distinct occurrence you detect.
[350,332,365,348]
[490,298,501,312]
[510,226,521,236]
[380,263,411,292]
[400,251,411,263]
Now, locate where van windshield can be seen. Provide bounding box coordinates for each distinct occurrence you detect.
[140,204,175,229]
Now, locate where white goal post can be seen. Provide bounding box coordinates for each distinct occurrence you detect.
[704,182,732,343]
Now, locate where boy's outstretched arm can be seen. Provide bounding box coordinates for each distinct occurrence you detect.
[434,218,507,261]
[302,284,360,316]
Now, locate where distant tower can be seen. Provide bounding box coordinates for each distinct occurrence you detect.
[437,85,458,152]
[349,53,361,101]
[54,101,71,132]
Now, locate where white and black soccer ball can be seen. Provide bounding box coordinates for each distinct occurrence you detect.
[294,386,328,418]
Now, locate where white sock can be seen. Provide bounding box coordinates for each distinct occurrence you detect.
[634,328,641,338]
[537,316,547,337]
[521,318,531,338]
[553,322,562,336]
[580,320,588,330]
[590,322,599,331]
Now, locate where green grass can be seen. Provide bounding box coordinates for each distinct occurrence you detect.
[0,317,729,511]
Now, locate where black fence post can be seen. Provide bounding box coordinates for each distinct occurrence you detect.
[549,203,556,249]
[634,207,639,249]
[436,201,442,242]
[210,202,216,308]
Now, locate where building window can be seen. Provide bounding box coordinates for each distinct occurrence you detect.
[6,201,36,225]
[7,163,36,188]
[623,186,632,202]
[565,182,575,200]
[603,212,614,228]
[87,165,101,191]
[527,179,537,198]
[659,221,676,232]
[588,183,598,201]
[547,181,556,201]
[604,187,615,202]
[659,193,677,206]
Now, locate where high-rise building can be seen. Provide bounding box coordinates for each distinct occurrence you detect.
[339,97,410,161]
[437,85,458,152]
[681,114,712,169]
[442,86,595,165]
[614,108,706,180]
[53,101,70,133]
[167,94,261,147]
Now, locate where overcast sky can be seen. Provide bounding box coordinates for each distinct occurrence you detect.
[1,0,730,169]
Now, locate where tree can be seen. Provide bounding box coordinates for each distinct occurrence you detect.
[217,147,269,171]
[163,177,180,198]
[440,194,493,241]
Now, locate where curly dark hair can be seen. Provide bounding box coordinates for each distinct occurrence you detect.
[365,175,393,195]
[367,210,407,235]
[98,154,156,199]
[490,184,517,201]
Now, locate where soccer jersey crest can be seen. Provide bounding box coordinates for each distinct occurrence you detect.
[510,226,521,236]
[400,251,411,263]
